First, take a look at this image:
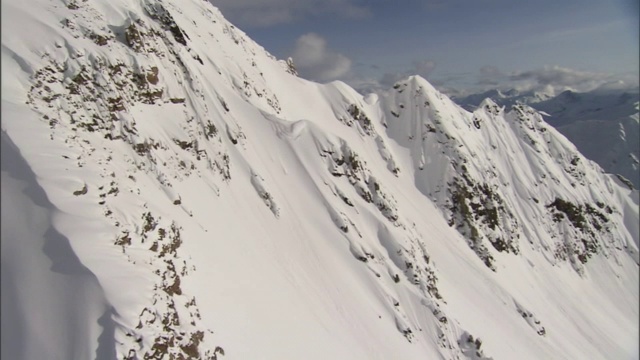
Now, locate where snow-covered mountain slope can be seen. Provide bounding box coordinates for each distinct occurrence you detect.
[455,89,640,189]
[1,0,638,359]
[383,82,638,272]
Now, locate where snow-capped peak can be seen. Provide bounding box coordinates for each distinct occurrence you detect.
[2,1,637,359]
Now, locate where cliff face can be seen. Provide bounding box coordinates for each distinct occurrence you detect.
[2,0,638,359]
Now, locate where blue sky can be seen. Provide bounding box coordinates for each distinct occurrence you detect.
[212,0,639,95]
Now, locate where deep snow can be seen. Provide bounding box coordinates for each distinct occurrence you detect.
[1,0,638,359]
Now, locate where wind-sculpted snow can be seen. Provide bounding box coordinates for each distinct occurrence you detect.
[1,0,638,359]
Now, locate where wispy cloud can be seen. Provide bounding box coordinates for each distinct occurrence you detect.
[351,63,639,97]
[291,33,352,82]
[211,0,371,27]
[506,66,639,93]
[466,64,639,95]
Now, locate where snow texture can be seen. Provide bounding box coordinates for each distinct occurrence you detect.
[1,0,638,359]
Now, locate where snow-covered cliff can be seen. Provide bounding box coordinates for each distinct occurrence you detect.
[2,0,638,359]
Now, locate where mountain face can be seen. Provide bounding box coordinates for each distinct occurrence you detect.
[454,89,640,189]
[1,1,638,360]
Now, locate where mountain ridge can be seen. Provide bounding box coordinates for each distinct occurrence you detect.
[453,87,640,189]
[2,0,638,359]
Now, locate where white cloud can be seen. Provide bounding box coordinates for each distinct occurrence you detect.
[353,62,639,98]
[509,66,604,90]
[211,0,370,27]
[508,66,640,93]
[472,65,639,94]
[595,77,640,92]
[291,33,352,82]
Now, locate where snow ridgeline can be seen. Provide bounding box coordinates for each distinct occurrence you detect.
[454,88,640,190]
[2,0,638,359]
[383,79,638,273]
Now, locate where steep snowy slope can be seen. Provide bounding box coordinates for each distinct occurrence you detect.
[384,80,638,272]
[455,88,640,189]
[2,0,638,359]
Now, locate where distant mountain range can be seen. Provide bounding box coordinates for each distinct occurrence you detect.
[454,88,640,189]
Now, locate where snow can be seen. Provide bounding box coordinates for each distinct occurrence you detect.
[1,130,114,360]
[455,88,640,189]
[1,0,638,359]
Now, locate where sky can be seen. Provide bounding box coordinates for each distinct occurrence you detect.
[211,0,639,96]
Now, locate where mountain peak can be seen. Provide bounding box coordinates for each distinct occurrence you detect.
[2,0,638,359]
[557,89,580,102]
[478,97,500,110]
[393,75,440,94]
